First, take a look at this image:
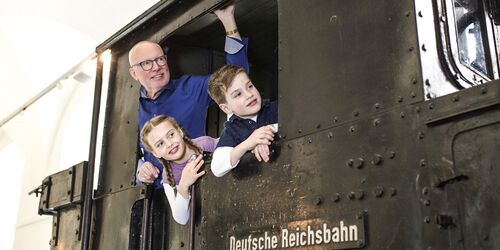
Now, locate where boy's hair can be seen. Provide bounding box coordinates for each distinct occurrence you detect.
[140,115,201,187]
[208,65,246,104]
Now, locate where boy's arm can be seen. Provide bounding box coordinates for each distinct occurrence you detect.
[212,147,239,177]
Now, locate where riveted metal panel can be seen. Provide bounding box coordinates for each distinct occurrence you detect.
[197,103,427,249]
[92,186,145,249]
[278,0,422,140]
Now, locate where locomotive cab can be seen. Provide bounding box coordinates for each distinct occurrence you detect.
[32,0,500,249]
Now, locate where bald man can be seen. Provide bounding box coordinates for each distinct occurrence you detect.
[130,3,249,187]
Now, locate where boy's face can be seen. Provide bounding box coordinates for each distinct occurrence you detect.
[147,120,187,163]
[219,72,262,118]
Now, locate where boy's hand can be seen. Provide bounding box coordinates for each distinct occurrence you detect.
[137,161,159,184]
[252,144,271,162]
[178,155,205,197]
[243,125,275,151]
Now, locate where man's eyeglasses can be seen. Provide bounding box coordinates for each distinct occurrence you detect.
[131,55,167,71]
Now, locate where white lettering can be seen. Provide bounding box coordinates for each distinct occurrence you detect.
[315,227,323,244]
[289,229,295,247]
[230,236,236,250]
[323,223,331,243]
[271,235,278,248]
[252,237,258,250]
[332,227,339,242]
[281,229,289,248]
[350,225,358,241]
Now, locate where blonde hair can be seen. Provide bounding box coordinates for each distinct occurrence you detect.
[140,115,201,187]
[208,64,246,104]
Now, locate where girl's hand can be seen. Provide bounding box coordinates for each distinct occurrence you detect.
[177,155,205,198]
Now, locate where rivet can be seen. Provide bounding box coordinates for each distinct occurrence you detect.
[371,154,383,165]
[397,96,404,103]
[348,192,356,200]
[415,106,421,113]
[349,126,355,133]
[202,216,207,223]
[68,170,73,175]
[418,132,425,139]
[75,230,79,235]
[440,15,446,22]
[298,129,302,133]
[67,190,71,195]
[120,184,123,188]
[346,159,354,167]
[308,138,313,143]
[374,103,381,109]
[409,46,414,52]
[422,187,429,196]
[424,216,431,223]
[333,116,339,123]
[426,93,432,99]
[314,197,322,206]
[420,159,426,167]
[316,124,321,129]
[422,44,427,51]
[374,186,384,197]
[328,132,333,139]
[452,95,459,102]
[387,151,396,159]
[412,78,417,85]
[405,11,411,17]
[353,111,359,117]
[418,11,423,17]
[123,161,127,165]
[481,87,488,94]
[180,242,185,247]
[425,79,431,86]
[428,103,434,109]
[424,199,431,206]
[373,118,381,126]
[411,92,416,98]
[356,190,365,200]
[354,158,364,169]
[390,188,397,197]
[333,193,341,202]
[400,112,406,118]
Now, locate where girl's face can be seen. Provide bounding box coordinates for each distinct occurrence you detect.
[147,120,187,163]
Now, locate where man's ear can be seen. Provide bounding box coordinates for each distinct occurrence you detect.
[129,67,138,80]
[219,103,232,115]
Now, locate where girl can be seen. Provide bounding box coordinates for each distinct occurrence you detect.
[140,115,217,224]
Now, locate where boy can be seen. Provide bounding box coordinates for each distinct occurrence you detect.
[208,65,278,177]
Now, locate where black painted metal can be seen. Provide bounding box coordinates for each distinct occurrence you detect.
[81,54,104,250]
[33,0,500,249]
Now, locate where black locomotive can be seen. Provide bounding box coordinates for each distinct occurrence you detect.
[32,0,500,249]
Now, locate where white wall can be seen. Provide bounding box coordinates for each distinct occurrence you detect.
[0,0,158,249]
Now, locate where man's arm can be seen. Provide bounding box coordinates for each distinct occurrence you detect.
[214,3,250,72]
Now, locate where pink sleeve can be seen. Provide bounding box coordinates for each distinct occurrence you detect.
[193,136,219,153]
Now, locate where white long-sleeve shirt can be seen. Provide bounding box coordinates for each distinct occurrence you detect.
[163,184,191,225]
[211,146,240,177]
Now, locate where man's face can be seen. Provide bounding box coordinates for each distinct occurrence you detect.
[220,72,262,118]
[129,42,170,93]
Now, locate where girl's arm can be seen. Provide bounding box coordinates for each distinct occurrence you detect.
[163,184,190,225]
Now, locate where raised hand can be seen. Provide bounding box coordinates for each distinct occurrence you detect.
[177,155,205,198]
